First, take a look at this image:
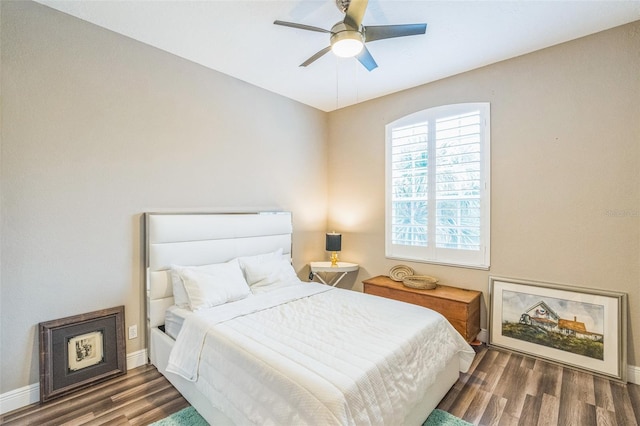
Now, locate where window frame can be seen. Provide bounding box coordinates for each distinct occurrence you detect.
[385,103,491,269]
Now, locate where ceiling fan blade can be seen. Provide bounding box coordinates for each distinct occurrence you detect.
[344,0,369,30]
[356,46,378,71]
[274,20,330,33]
[364,23,427,42]
[300,46,332,67]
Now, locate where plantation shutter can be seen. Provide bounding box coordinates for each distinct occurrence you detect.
[386,103,490,269]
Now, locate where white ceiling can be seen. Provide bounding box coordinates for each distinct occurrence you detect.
[36,0,640,112]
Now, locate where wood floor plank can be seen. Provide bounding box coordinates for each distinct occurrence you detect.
[534,359,563,398]
[436,384,463,412]
[496,410,519,426]
[494,350,512,368]
[477,357,506,395]
[477,394,507,426]
[524,367,543,400]
[557,399,597,426]
[520,356,536,370]
[82,384,179,426]
[501,364,531,418]
[60,413,98,426]
[128,396,189,426]
[473,346,497,374]
[518,394,542,426]
[121,384,185,419]
[80,409,141,426]
[493,352,523,398]
[628,382,640,423]
[461,388,492,425]
[51,398,115,425]
[109,376,170,403]
[593,375,616,413]
[595,406,618,426]
[447,377,480,419]
[537,393,560,426]
[574,369,597,406]
[610,380,639,426]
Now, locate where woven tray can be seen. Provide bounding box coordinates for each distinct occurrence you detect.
[389,265,414,281]
[402,275,438,290]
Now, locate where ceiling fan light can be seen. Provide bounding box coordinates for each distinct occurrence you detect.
[331,31,364,58]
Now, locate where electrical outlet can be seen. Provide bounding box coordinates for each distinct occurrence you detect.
[128,325,137,340]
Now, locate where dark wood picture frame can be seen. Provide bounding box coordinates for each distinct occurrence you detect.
[39,306,126,402]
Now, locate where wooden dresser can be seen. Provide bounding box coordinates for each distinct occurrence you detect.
[362,275,481,343]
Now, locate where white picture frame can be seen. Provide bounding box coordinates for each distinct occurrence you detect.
[489,276,627,382]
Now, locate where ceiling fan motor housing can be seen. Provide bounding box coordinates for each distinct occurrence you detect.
[331,21,363,37]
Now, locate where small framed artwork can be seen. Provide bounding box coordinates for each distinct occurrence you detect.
[39,306,126,402]
[489,277,627,382]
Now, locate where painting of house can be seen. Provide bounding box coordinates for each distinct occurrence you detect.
[519,300,604,343]
[519,301,560,330]
[558,317,604,342]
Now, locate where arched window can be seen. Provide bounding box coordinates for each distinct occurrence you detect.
[385,103,491,269]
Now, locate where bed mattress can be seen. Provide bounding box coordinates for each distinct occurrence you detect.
[164,305,191,340]
[165,282,475,425]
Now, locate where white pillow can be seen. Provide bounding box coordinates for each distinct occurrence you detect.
[173,260,250,311]
[243,257,301,294]
[237,248,283,270]
[170,267,190,309]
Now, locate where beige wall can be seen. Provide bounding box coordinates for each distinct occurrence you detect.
[0,1,328,393]
[328,21,640,366]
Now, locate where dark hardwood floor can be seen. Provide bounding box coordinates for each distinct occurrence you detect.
[0,364,189,426]
[2,345,639,425]
[438,345,640,426]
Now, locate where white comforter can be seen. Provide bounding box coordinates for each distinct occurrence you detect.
[167,282,475,425]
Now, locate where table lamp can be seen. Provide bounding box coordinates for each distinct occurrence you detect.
[326,232,342,267]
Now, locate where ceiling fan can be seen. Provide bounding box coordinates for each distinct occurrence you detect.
[274,0,427,71]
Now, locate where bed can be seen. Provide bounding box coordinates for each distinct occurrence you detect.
[145,212,475,425]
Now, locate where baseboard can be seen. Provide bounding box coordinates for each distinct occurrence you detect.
[0,383,39,416]
[477,328,488,343]
[126,349,148,370]
[0,349,148,415]
[628,364,640,385]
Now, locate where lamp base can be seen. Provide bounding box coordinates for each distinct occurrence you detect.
[330,252,339,267]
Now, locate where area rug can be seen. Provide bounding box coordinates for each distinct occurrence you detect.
[150,406,473,425]
[150,406,209,426]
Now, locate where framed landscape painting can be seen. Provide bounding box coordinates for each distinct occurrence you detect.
[489,277,627,382]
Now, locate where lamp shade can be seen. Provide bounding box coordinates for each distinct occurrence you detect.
[325,233,342,252]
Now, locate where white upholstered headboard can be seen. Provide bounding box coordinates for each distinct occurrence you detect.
[145,212,293,332]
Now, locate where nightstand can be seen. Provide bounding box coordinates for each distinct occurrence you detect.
[309,262,359,286]
[362,275,481,343]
